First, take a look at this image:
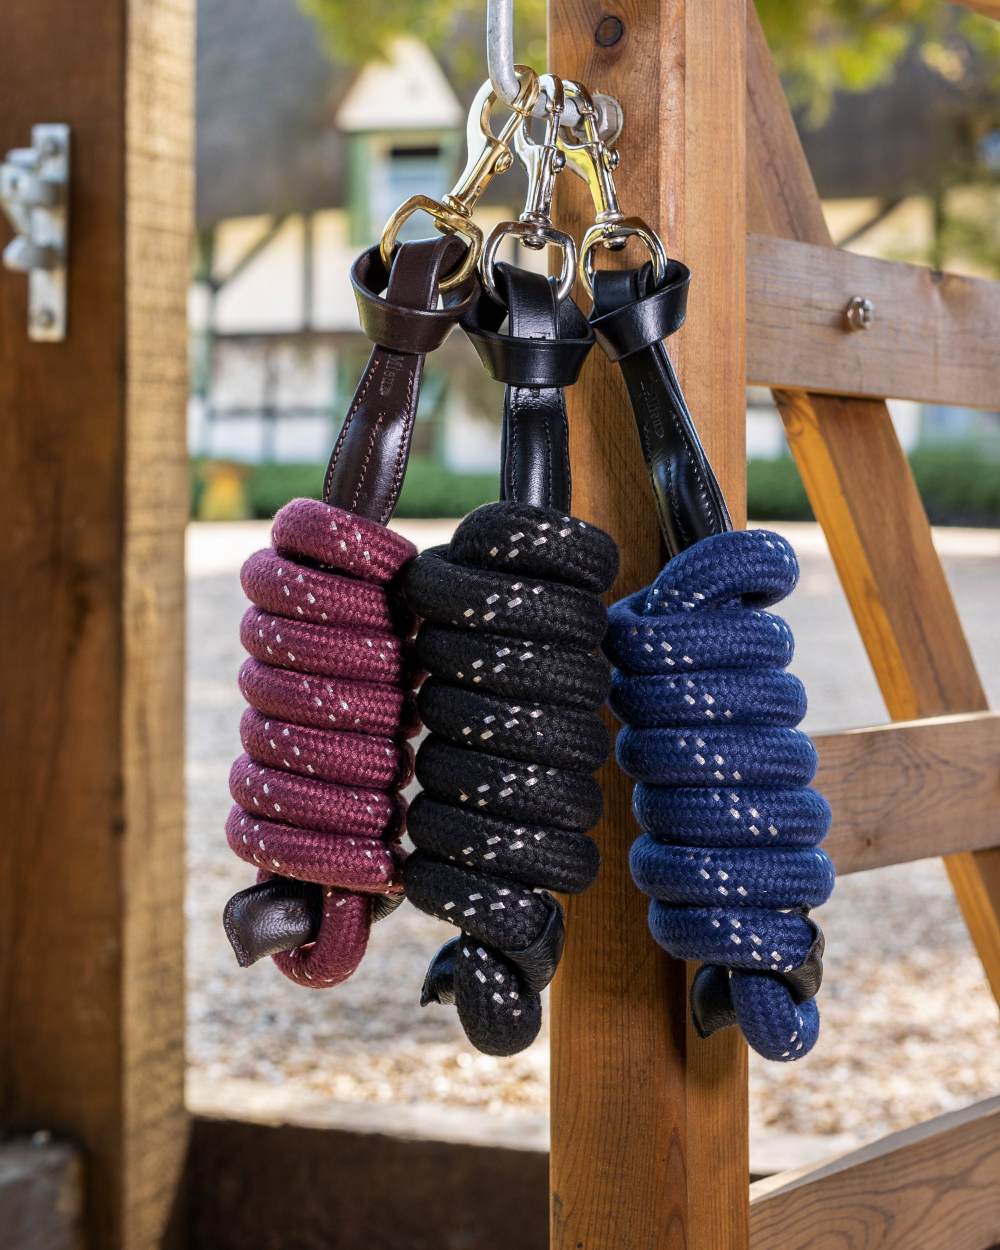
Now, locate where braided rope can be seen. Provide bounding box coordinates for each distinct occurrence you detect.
[226,497,416,988]
[605,528,834,1060]
[402,501,618,1055]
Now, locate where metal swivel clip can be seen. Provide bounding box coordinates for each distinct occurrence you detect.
[379,68,540,292]
[556,80,667,298]
[480,73,577,303]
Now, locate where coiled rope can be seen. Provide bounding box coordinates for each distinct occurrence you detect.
[224,497,416,987]
[402,501,618,1055]
[605,527,833,1060]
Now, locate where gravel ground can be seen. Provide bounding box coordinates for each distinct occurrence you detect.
[186,519,1000,1154]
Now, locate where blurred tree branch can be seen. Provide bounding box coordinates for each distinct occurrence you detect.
[301,0,999,122]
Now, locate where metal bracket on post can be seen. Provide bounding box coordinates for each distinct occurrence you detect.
[1,123,70,341]
[487,0,623,141]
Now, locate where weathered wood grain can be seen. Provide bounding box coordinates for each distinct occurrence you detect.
[747,2,1000,1006]
[549,3,749,1248]
[749,1097,1000,1250]
[747,234,1000,410]
[0,2,192,1247]
[817,713,1000,875]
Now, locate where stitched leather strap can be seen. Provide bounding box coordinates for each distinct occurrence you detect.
[462,262,594,511]
[591,260,732,560]
[225,238,470,971]
[323,237,474,523]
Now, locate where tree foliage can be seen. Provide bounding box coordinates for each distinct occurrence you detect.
[755,0,1000,123]
[301,0,999,122]
[301,0,999,272]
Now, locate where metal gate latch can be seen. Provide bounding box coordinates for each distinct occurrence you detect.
[0,124,70,341]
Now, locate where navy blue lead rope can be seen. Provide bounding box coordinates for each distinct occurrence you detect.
[605,529,833,1059]
[591,261,834,1061]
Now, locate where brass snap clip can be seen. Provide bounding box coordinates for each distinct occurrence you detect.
[379,68,539,292]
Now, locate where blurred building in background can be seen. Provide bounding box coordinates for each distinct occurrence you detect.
[191,0,998,518]
[192,0,513,484]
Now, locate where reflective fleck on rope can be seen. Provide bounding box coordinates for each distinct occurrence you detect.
[401,501,618,1055]
[606,528,833,1060]
[224,497,416,988]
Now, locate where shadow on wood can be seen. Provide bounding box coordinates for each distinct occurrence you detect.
[183,1116,548,1250]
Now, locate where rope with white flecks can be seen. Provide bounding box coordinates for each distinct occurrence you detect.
[401,500,618,1055]
[605,528,834,1060]
[224,497,416,988]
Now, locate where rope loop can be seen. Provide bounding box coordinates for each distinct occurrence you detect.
[606,528,833,1060]
[402,501,618,1054]
[224,497,417,988]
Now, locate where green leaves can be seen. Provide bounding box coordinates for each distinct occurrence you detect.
[755,0,1000,123]
[299,0,545,87]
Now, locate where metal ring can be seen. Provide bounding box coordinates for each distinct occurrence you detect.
[378,194,482,292]
[579,218,668,300]
[481,221,578,304]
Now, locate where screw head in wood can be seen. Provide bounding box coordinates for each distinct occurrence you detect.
[844,295,875,331]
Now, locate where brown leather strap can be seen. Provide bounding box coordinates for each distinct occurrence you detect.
[323,236,475,524]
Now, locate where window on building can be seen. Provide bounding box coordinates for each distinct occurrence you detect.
[351,135,453,245]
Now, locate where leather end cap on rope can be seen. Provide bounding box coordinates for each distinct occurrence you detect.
[783,921,826,1003]
[371,890,406,924]
[502,893,566,993]
[223,878,323,967]
[690,922,827,1039]
[690,964,738,1038]
[420,937,460,1006]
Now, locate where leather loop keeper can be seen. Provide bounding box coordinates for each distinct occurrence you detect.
[590,258,690,361]
[462,267,595,388]
[465,262,592,512]
[351,241,476,354]
[325,236,475,524]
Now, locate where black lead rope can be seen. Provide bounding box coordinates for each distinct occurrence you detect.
[401,263,618,1055]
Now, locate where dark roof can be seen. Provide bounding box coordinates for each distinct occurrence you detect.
[799,43,995,199]
[196,0,349,227]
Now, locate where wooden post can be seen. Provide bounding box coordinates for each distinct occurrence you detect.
[548,4,749,1248]
[0,2,192,1247]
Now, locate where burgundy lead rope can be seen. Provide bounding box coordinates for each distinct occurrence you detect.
[223,236,475,983]
[225,500,415,985]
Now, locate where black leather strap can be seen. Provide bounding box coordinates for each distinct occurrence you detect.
[462,262,594,511]
[323,237,475,523]
[591,259,732,559]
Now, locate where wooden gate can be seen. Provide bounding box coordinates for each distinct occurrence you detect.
[0,1,996,1248]
[550,3,1000,1248]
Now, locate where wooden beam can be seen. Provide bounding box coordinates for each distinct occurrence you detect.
[750,1097,1000,1250]
[549,4,749,1249]
[747,234,1000,410]
[817,713,1000,876]
[747,2,1000,1007]
[0,2,192,1247]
